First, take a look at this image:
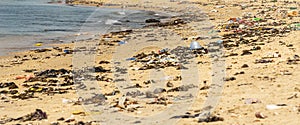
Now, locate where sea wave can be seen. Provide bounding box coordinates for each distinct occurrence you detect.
[105,19,122,25]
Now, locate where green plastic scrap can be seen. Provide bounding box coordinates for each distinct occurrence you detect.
[289,23,300,30]
[253,18,262,21]
[208,30,216,34]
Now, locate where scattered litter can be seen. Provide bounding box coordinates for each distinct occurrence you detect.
[190,41,203,50]
[72,111,86,116]
[244,98,261,104]
[126,57,136,61]
[118,41,127,45]
[255,112,267,119]
[35,43,42,46]
[62,98,73,104]
[266,104,287,110]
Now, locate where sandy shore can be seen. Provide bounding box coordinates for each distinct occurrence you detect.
[1,0,300,125]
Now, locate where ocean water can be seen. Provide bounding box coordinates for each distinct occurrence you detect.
[0,0,168,55]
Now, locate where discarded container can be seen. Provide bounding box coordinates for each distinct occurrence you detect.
[159,48,169,53]
[15,75,25,80]
[35,43,42,46]
[216,40,224,44]
[126,57,136,61]
[255,112,267,119]
[62,98,73,104]
[64,50,71,54]
[118,41,127,45]
[287,10,298,17]
[266,104,287,110]
[190,41,203,50]
[25,74,35,81]
[228,17,240,22]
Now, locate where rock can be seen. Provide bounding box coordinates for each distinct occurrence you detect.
[287,93,298,100]
[224,53,238,57]
[173,76,182,81]
[94,66,110,73]
[255,59,274,64]
[57,117,65,121]
[34,68,71,78]
[224,77,236,81]
[153,88,166,94]
[82,94,107,105]
[74,121,93,125]
[241,64,249,68]
[145,91,157,98]
[146,96,170,105]
[241,50,252,56]
[145,19,160,23]
[200,85,210,90]
[23,69,37,73]
[0,82,18,89]
[124,84,142,89]
[50,122,60,125]
[166,82,174,87]
[15,109,47,122]
[143,80,154,85]
[176,64,188,70]
[198,115,224,123]
[99,60,110,64]
[167,84,197,92]
[126,90,144,97]
[145,19,185,27]
[104,90,120,96]
[234,71,245,75]
[33,49,51,53]
[109,30,133,36]
[72,111,86,116]
[11,92,35,100]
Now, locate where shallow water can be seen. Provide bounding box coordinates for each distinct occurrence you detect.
[0,0,168,55]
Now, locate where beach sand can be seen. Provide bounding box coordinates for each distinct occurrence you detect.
[0,0,300,124]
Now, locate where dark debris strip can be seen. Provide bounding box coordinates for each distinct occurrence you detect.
[82,93,107,106]
[0,109,47,124]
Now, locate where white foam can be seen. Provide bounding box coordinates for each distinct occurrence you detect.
[117,11,126,15]
[105,19,122,25]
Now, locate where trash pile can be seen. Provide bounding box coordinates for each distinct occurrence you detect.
[1,68,75,100]
[110,96,144,112]
[132,50,182,70]
[145,18,186,27]
[129,43,208,70]
[217,7,299,47]
[214,4,299,72]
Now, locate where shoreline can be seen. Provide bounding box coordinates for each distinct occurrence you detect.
[1,0,300,124]
[0,2,180,57]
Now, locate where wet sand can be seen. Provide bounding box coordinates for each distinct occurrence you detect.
[0,0,300,125]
